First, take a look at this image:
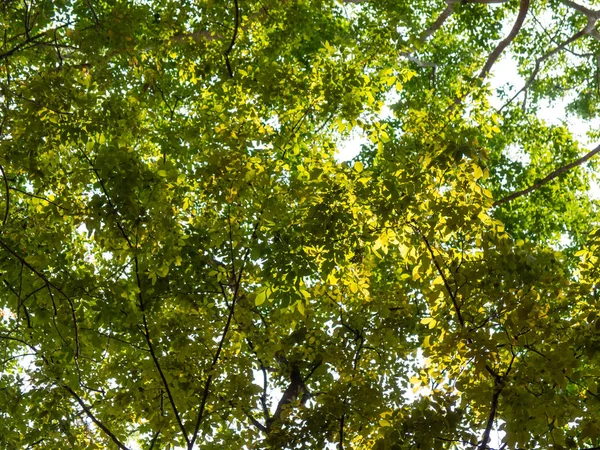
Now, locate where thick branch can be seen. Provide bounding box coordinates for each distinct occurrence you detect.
[224,0,240,77]
[420,1,457,43]
[477,378,503,450]
[0,163,9,227]
[560,0,600,19]
[339,414,345,450]
[399,51,437,68]
[148,431,161,450]
[478,0,530,80]
[494,142,600,206]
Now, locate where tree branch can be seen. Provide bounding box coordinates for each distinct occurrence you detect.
[63,385,130,450]
[412,226,465,327]
[224,0,240,77]
[560,0,600,19]
[0,163,9,227]
[477,375,504,450]
[478,0,530,80]
[148,431,161,450]
[82,149,189,443]
[135,255,190,447]
[0,237,80,357]
[188,220,259,448]
[420,0,457,43]
[338,414,345,450]
[501,27,588,110]
[80,149,134,249]
[9,186,70,211]
[493,141,600,206]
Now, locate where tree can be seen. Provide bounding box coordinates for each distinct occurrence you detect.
[1,0,600,448]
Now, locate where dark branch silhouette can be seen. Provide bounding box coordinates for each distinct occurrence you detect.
[420,0,456,43]
[224,0,240,77]
[0,164,9,228]
[479,0,530,80]
[64,385,131,450]
[494,142,600,206]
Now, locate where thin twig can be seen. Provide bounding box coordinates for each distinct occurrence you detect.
[80,149,134,248]
[0,237,80,356]
[9,186,70,211]
[135,256,190,447]
[500,27,588,110]
[412,226,465,327]
[188,218,261,448]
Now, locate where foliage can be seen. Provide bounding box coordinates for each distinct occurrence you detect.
[1,0,600,449]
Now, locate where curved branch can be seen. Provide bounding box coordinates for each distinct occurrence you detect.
[0,237,80,357]
[501,27,588,110]
[478,0,530,80]
[420,1,457,43]
[493,142,600,206]
[560,0,600,19]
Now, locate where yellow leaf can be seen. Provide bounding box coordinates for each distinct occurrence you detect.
[255,289,267,306]
[412,266,420,281]
[420,317,437,329]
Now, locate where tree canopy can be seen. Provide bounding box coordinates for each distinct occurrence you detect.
[2,0,600,448]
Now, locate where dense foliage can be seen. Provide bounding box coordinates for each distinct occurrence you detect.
[2,0,600,448]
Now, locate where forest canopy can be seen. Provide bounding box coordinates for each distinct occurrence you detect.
[2,0,600,449]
